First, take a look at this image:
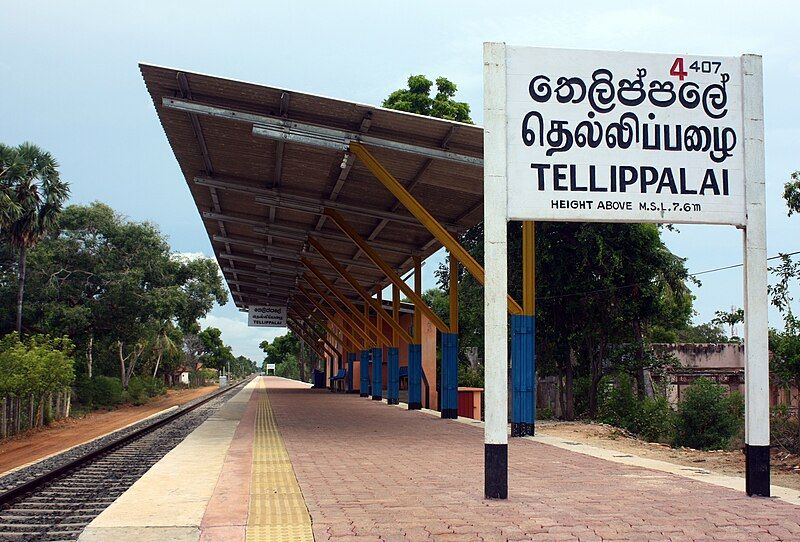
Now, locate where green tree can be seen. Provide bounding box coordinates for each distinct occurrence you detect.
[230,355,256,378]
[198,327,236,372]
[0,143,70,332]
[670,322,730,343]
[147,321,183,378]
[0,332,75,428]
[1,202,227,384]
[383,75,472,123]
[421,288,448,325]
[712,307,744,340]
[768,253,800,446]
[785,171,800,216]
[261,332,302,379]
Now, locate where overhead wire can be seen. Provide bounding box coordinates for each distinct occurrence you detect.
[535,250,799,302]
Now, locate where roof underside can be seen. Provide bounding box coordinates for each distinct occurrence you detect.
[140,64,484,314]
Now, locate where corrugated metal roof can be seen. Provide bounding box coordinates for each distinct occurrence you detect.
[140,63,484,313]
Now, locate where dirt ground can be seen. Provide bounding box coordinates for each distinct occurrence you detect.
[0,385,217,475]
[537,421,800,491]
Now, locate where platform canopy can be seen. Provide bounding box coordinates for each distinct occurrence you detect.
[140,63,484,313]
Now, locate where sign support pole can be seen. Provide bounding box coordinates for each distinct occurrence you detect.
[741,54,770,497]
[483,42,509,499]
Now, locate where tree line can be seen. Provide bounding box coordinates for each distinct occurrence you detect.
[0,142,256,427]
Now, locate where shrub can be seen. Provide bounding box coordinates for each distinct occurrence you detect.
[0,333,75,396]
[198,369,217,385]
[77,376,124,408]
[636,396,675,442]
[538,406,555,420]
[771,405,800,455]
[598,373,675,443]
[598,374,638,428]
[139,376,167,397]
[673,378,744,450]
[458,363,484,388]
[125,376,149,406]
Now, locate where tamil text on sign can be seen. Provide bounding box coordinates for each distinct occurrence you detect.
[504,47,745,225]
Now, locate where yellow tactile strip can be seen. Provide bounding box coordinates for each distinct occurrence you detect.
[247,386,314,542]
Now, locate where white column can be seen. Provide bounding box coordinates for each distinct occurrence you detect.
[483,42,509,499]
[741,53,770,496]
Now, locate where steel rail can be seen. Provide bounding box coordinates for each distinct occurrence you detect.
[0,377,252,508]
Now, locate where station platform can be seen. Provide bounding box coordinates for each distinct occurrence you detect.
[80,376,800,542]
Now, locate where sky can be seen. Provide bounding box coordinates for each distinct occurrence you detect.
[3,1,798,361]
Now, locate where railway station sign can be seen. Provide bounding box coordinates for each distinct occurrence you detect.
[502,46,746,225]
[247,305,287,327]
[485,42,768,499]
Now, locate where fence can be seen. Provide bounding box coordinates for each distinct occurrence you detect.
[0,390,72,439]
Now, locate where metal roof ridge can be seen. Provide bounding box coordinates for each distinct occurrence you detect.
[138,62,484,132]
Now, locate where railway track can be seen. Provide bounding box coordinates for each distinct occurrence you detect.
[0,377,252,542]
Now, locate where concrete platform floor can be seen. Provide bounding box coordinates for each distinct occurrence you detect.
[81,377,800,541]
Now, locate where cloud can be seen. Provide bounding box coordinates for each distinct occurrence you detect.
[199,310,287,362]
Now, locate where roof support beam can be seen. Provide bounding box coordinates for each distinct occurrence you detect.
[162,97,482,167]
[296,284,368,346]
[294,297,364,351]
[347,126,458,268]
[253,224,413,256]
[287,319,328,360]
[323,208,450,333]
[225,279,292,291]
[302,265,392,346]
[306,239,413,344]
[298,282,373,345]
[222,266,296,279]
[273,91,291,189]
[217,252,300,272]
[289,310,340,358]
[349,142,523,316]
[234,292,290,306]
[197,178,456,230]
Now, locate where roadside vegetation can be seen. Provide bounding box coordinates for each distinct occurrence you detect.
[0,142,257,438]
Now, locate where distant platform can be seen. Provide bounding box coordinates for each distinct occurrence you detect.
[80,376,800,541]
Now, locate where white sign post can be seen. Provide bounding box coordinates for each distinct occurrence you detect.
[484,43,769,498]
[248,305,287,328]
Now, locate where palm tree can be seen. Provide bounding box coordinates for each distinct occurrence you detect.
[152,322,181,378]
[0,143,70,332]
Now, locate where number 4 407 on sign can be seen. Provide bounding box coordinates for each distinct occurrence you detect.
[669,57,722,80]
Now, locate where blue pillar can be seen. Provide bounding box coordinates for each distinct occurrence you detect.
[371,347,383,400]
[347,352,356,393]
[360,350,370,397]
[387,347,400,405]
[511,314,536,436]
[441,332,458,419]
[408,343,422,410]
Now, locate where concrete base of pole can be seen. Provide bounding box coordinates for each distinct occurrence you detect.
[441,408,458,419]
[511,422,534,437]
[484,444,508,499]
[745,444,771,497]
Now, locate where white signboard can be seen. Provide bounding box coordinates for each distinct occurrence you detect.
[504,46,745,225]
[248,305,287,327]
